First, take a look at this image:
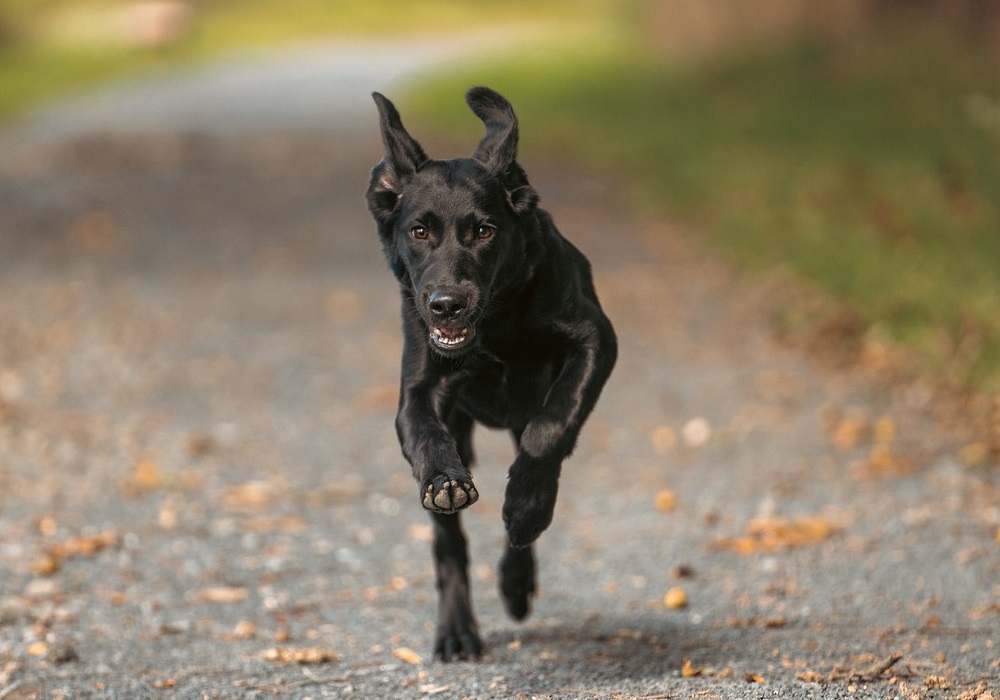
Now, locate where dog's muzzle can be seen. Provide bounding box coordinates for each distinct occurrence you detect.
[426,287,477,353]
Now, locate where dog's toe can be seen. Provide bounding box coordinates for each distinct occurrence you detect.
[423,478,479,513]
[435,626,484,662]
[435,484,461,509]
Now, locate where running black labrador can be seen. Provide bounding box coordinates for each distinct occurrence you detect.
[365,87,617,661]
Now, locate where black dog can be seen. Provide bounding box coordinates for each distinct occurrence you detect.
[366,87,617,661]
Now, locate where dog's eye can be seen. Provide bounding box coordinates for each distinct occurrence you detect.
[410,226,429,240]
[476,224,495,240]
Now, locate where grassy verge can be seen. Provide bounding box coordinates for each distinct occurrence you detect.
[403,24,1000,394]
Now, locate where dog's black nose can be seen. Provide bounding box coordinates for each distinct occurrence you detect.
[428,289,468,320]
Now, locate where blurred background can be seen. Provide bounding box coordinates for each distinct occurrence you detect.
[2,0,998,454]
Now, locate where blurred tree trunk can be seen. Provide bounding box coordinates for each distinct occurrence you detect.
[640,0,869,59]
[879,0,1000,45]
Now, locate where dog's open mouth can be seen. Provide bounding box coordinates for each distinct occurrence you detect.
[430,325,476,351]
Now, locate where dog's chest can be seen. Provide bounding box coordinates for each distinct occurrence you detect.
[450,354,558,430]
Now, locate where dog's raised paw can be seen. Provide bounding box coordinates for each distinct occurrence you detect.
[499,545,536,621]
[422,479,479,513]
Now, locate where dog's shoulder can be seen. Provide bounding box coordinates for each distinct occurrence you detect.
[513,207,612,333]
[531,209,594,284]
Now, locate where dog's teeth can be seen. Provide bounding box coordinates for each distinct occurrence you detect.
[432,327,469,346]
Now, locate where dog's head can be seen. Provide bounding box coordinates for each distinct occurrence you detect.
[366,87,540,357]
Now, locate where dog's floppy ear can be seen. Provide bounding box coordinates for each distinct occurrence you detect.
[467,87,539,215]
[367,92,428,222]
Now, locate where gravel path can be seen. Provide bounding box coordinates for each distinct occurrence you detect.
[0,40,997,700]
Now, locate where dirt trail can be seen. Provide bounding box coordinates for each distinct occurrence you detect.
[0,43,997,700]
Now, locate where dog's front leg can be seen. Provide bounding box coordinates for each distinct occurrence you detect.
[396,387,479,513]
[396,334,479,513]
[503,319,616,548]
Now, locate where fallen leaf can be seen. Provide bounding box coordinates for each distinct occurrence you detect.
[224,481,273,509]
[650,425,677,454]
[960,442,990,468]
[48,531,117,559]
[874,415,897,444]
[134,459,161,489]
[230,621,256,639]
[832,416,867,450]
[29,555,60,576]
[749,516,835,545]
[393,647,424,665]
[714,515,841,554]
[261,647,341,664]
[855,444,912,477]
[27,642,48,657]
[196,586,248,604]
[152,679,176,689]
[744,672,765,683]
[796,670,825,683]
[654,489,677,512]
[38,517,57,537]
[681,659,702,677]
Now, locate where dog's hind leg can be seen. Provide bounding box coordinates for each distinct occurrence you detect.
[498,541,535,621]
[431,511,483,660]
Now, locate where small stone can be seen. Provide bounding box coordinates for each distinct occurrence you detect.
[24,579,59,598]
[681,418,712,448]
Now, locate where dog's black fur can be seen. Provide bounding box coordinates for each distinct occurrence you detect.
[366,87,617,661]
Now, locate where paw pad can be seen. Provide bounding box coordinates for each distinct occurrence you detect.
[423,479,479,513]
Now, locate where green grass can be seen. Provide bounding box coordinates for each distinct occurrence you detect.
[403,26,1000,391]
